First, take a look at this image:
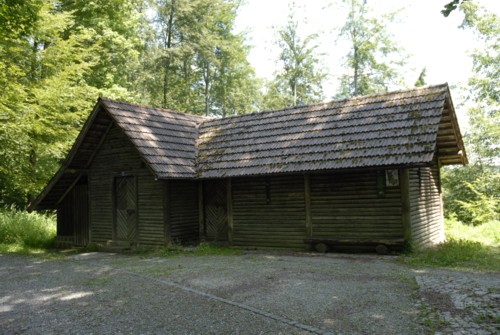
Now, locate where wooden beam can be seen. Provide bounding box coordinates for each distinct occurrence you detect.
[304,174,312,237]
[55,175,82,206]
[400,169,412,243]
[198,181,205,242]
[226,178,233,244]
[164,180,170,244]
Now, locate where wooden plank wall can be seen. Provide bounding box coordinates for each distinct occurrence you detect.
[89,125,165,246]
[231,175,307,248]
[310,171,403,239]
[408,165,445,248]
[57,193,74,237]
[167,180,199,243]
[56,181,89,246]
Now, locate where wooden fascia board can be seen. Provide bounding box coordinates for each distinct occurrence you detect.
[444,87,468,165]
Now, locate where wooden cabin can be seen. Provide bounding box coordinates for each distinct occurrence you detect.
[31,84,467,251]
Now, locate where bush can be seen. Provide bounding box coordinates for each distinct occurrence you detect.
[442,165,500,225]
[0,207,56,250]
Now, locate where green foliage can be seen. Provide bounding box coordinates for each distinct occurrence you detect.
[336,0,406,98]
[441,0,462,17]
[442,166,500,225]
[0,207,56,251]
[400,219,500,272]
[142,0,259,116]
[414,68,427,87]
[262,8,326,109]
[0,0,147,207]
[441,3,499,226]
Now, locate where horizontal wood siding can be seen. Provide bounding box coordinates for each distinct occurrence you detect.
[310,171,403,239]
[408,165,444,248]
[57,181,89,246]
[231,175,307,248]
[168,180,199,242]
[89,125,165,246]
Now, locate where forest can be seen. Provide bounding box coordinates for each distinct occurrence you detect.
[0,0,498,230]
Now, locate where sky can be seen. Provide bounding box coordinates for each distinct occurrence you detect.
[234,0,499,125]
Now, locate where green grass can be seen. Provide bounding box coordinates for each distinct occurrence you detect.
[400,219,500,272]
[0,207,56,253]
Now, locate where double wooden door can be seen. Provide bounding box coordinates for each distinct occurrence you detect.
[203,180,228,241]
[114,176,138,242]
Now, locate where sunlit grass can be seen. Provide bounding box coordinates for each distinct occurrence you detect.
[400,219,500,272]
[0,207,56,253]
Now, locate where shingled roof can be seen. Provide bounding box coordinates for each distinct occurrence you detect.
[32,83,466,209]
[101,99,205,178]
[197,83,467,178]
[33,99,206,209]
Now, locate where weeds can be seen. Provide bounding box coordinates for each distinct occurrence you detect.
[0,207,56,253]
[400,219,500,272]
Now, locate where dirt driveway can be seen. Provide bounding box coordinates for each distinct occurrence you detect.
[0,251,498,334]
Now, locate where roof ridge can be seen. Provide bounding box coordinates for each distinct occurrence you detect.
[200,83,449,126]
[98,97,209,122]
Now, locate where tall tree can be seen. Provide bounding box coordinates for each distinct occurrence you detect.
[336,0,406,98]
[143,0,259,116]
[262,9,326,109]
[414,68,427,87]
[442,2,499,225]
[0,1,99,205]
[0,0,146,206]
[59,0,147,100]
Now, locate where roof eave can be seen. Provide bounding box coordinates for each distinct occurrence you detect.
[29,99,105,210]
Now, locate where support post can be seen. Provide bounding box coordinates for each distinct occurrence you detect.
[198,181,204,241]
[164,180,170,244]
[400,169,412,243]
[304,174,312,237]
[226,178,233,243]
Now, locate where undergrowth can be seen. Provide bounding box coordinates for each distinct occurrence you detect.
[0,207,56,253]
[401,219,500,272]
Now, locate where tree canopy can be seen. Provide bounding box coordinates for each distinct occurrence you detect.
[336,0,406,98]
[262,9,326,109]
[442,2,500,225]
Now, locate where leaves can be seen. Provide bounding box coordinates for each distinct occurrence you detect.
[336,0,406,98]
[442,3,499,226]
[262,8,326,109]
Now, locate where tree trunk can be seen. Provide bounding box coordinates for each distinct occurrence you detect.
[204,63,210,116]
[163,4,175,108]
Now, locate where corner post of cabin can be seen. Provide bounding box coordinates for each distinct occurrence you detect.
[400,168,412,243]
[226,178,233,243]
[198,180,205,241]
[163,180,170,244]
[437,159,445,241]
[304,174,312,237]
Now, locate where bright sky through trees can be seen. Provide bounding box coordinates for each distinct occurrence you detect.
[235,0,499,107]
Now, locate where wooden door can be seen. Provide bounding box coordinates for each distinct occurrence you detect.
[114,176,138,242]
[203,180,228,241]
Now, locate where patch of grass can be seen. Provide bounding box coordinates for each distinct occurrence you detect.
[419,304,448,333]
[0,207,56,253]
[474,312,500,324]
[400,219,500,272]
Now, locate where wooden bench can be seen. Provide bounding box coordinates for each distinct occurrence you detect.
[304,237,406,254]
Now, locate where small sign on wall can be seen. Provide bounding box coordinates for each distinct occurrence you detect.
[386,169,399,187]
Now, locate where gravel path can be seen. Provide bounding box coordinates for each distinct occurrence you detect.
[0,251,498,334]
